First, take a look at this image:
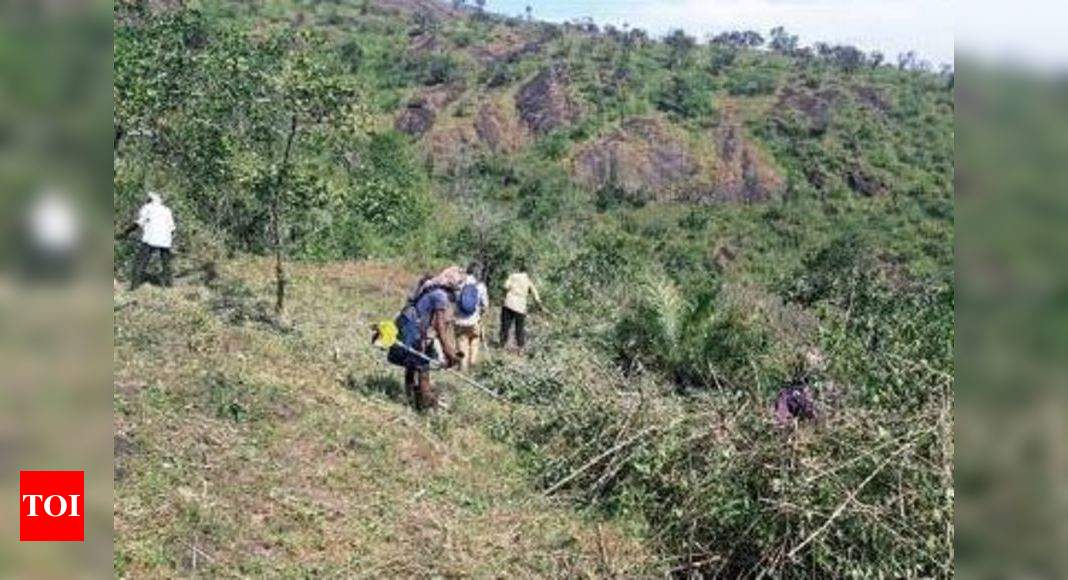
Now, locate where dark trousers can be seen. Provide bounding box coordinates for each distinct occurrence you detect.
[131,242,172,289]
[499,306,527,348]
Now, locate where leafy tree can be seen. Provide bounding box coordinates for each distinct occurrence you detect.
[664,28,697,70]
[711,30,764,48]
[897,50,919,71]
[768,26,799,55]
[707,46,737,75]
[830,44,866,73]
[115,12,369,312]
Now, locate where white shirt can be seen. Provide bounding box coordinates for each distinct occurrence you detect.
[29,192,79,253]
[137,201,175,249]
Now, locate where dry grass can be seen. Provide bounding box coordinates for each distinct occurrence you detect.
[114,257,654,577]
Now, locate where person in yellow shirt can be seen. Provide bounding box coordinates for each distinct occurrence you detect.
[500,261,543,352]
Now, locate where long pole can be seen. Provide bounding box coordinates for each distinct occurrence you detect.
[394,343,503,401]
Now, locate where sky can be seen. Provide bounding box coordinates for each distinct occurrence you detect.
[489,0,954,67]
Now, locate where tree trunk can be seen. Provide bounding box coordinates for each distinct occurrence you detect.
[272,115,298,316]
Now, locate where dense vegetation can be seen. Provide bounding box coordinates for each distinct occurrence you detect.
[114,0,954,576]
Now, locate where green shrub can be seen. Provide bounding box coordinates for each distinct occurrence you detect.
[616,273,810,391]
[493,351,952,579]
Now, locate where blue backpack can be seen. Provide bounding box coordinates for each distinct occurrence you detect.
[457,284,480,317]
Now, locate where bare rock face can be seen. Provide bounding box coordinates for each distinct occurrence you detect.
[394,83,465,137]
[851,85,893,114]
[710,120,784,203]
[374,0,461,20]
[395,101,436,136]
[774,86,841,136]
[474,101,524,153]
[424,125,480,175]
[515,66,581,134]
[846,164,887,196]
[408,33,443,55]
[572,118,703,200]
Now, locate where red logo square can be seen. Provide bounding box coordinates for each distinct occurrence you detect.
[19,470,84,542]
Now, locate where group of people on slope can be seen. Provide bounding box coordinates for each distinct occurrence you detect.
[395,261,544,412]
[121,191,546,413]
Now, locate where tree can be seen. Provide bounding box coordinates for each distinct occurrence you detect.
[870,51,885,68]
[711,30,764,48]
[525,4,532,21]
[708,46,737,75]
[664,28,697,70]
[768,26,799,55]
[897,50,918,71]
[115,13,368,313]
[830,44,866,73]
[939,63,954,89]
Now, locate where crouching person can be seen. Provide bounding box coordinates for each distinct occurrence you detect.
[404,285,461,411]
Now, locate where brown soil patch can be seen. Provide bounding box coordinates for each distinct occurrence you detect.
[775,85,842,136]
[571,117,704,201]
[395,83,466,137]
[516,65,581,134]
[707,113,784,203]
[474,101,525,153]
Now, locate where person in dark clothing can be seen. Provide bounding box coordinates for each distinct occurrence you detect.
[499,305,527,349]
[132,242,173,289]
[405,287,461,411]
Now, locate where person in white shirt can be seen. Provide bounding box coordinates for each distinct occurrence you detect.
[453,263,490,371]
[126,191,176,289]
[500,260,543,352]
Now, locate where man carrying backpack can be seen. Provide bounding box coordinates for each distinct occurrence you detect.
[402,282,462,411]
[454,262,489,372]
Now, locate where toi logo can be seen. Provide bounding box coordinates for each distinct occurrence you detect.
[19,470,84,542]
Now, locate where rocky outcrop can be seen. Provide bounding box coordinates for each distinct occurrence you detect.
[394,83,466,137]
[709,120,784,203]
[774,86,841,136]
[572,118,704,200]
[395,102,436,136]
[374,0,461,20]
[851,85,892,114]
[845,164,887,196]
[515,66,581,134]
[475,101,525,153]
[424,125,480,175]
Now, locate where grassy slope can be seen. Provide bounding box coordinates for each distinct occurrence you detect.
[114,259,653,577]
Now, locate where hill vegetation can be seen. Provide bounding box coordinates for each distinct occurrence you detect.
[114,0,954,576]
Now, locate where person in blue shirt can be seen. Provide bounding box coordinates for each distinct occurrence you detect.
[406,286,461,410]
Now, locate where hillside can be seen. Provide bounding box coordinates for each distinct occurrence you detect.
[114,0,954,577]
[114,259,656,576]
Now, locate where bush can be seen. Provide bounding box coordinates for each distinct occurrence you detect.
[655,73,714,120]
[727,67,778,96]
[616,274,812,391]
[408,52,463,86]
[492,348,952,579]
